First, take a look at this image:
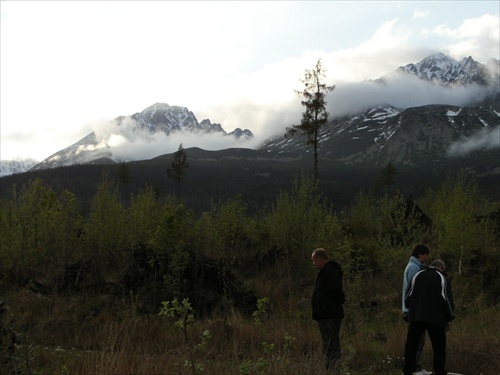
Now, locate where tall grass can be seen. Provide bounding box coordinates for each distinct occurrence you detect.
[2,284,499,375]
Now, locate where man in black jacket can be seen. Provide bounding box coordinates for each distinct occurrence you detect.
[311,248,345,374]
[403,259,455,375]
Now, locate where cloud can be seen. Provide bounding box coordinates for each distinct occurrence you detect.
[320,19,424,83]
[1,3,498,162]
[91,116,265,162]
[432,14,500,62]
[447,126,500,157]
[413,9,430,20]
[93,69,496,163]
[328,72,494,118]
[192,19,436,144]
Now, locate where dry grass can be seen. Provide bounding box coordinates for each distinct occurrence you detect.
[2,284,499,375]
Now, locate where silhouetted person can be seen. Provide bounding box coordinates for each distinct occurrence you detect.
[402,243,431,375]
[311,248,345,374]
[403,259,454,375]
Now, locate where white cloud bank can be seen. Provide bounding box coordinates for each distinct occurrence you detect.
[1,2,499,161]
[92,116,265,162]
[87,69,498,162]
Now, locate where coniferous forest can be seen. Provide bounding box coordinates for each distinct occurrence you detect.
[0,167,499,375]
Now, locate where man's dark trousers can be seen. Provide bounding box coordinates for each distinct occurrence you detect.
[403,321,447,375]
[318,318,342,373]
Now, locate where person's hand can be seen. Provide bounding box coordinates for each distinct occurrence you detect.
[446,322,452,331]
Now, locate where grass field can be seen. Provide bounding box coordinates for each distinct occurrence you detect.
[2,277,499,375]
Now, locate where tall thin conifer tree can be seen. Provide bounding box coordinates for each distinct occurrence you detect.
[286,59,335,181]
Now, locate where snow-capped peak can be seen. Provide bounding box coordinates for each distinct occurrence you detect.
[0,158,39,177]
[397,53,495,86]
[28,103,255,171]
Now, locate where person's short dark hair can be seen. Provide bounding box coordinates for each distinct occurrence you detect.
[411,243,430,257]
[312,248,330,260]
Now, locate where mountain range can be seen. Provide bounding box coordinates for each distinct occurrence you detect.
[395,53,498,86]
[25,103,254,172]
[1,53,499,187]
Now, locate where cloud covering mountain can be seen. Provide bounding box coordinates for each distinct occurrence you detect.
[328,54,499,117]
[447,126,500,157]
[1,2,498,162]
[93,116,261,162]
[29,103,256,171]
[2,53,498,177]
[54,68,498,165]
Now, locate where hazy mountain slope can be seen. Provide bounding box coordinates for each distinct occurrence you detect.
[260,104,499,177]
[30,103,254,172]
[0,159,38,177]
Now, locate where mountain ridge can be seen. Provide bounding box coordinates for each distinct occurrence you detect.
[1,53,498,177]
[260,103,499,173]
[396,53,499,86]
[28,102,254,172]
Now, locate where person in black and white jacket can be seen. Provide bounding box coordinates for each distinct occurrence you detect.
[403,259,455,375]
[402,243,431,375]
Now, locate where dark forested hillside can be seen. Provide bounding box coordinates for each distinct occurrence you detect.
[1,147,498,215]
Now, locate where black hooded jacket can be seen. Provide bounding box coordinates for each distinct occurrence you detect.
[312,260,345,320]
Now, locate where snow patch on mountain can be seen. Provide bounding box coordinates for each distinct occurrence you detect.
[1,158,39,177]
[446,108,462,117]
[364,106,401,122]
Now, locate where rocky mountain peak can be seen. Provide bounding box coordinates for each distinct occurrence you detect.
[199,119,226,134]
[127,103,199,134]
[397,53,493,86]
[125,102,253,137]
[229,128,254,140]
[28,103,255,172]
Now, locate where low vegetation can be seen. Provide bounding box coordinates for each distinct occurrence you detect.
[1,171,499,375]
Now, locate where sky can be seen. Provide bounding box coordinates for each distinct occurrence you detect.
[1,1,499,162]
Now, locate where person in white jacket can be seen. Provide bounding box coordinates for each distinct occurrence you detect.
[402,243,430,375]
